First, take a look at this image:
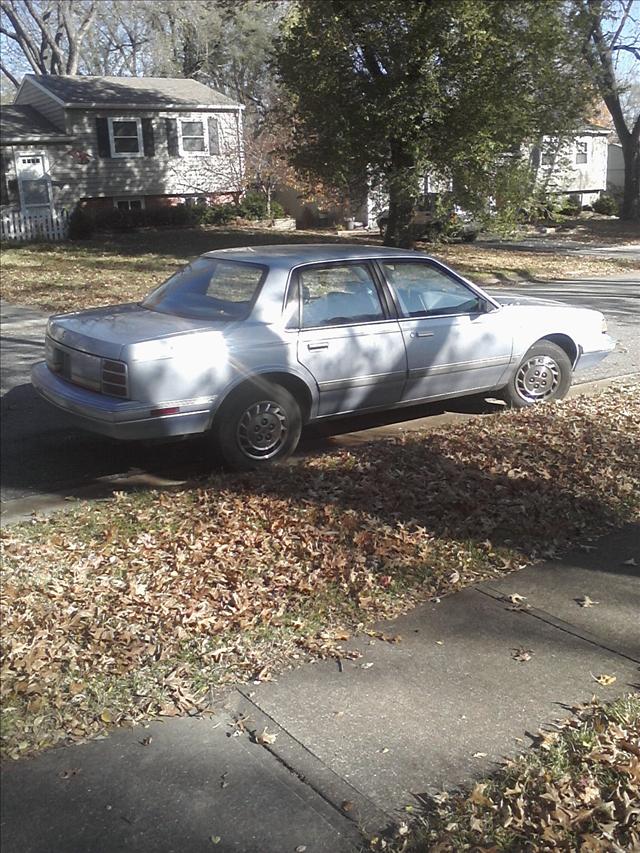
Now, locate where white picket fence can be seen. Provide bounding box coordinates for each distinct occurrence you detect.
[0,208,69,243]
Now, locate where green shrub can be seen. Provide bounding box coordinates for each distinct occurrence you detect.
[269,200,286,219]
[67,206,95,240]
[196,203,242,225]
[593,194,618,216]
[239,191,268,220]
[93,204,196,232]
[190,196,287,226]
[559,194,582,216]
[238,192,286,220]
[518,192,562,223]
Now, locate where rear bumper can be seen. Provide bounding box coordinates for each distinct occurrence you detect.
[574,334,617,372]
[31,362,216,441]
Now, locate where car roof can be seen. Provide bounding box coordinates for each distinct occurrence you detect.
[202,243,429,268]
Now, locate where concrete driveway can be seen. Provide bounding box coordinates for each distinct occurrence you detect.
[1,273,638,517]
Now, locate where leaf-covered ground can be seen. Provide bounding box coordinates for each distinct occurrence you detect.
[433,243,638,284]
[1,386,639,758]
[1,224,636,314]
[392,695,640,853]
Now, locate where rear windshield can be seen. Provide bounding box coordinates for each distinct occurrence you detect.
[142,258,266,321]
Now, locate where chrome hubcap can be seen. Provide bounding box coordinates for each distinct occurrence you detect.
[515,355,560,402]
[237,400,288,459]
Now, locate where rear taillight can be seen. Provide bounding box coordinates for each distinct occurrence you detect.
[101,359,128,398]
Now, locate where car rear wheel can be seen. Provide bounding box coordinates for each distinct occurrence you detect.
[212,381,302,470]
[499,341,572,408]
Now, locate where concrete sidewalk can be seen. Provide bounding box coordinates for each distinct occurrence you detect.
[2,525,639,852]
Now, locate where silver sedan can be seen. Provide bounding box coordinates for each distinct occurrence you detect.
[32,244,615,469]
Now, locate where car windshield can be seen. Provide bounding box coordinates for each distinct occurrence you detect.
[142,258,266,321]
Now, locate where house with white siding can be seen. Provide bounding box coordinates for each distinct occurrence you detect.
[531,125,610,206]
[0,75,244,215]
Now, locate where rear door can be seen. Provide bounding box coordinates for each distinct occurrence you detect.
[292,261,407,416]
[377,260,512,402]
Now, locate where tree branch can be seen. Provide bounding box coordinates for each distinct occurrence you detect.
[62,0,97,74]
[0,1,47,72]
[23,0,66,73]
[611,0,634,47]
[0,22,20,42]
[610,44,640,58]
[0,60,20,87]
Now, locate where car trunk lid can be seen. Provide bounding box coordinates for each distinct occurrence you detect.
[46,303,226,359]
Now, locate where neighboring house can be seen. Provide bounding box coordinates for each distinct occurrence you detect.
[531,125,610,205]
[0,74,245,215]
[355,127,612,230]
[606,141,625,198]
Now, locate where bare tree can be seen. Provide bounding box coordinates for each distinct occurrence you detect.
[0,0,97,83]
[578,0,640,219]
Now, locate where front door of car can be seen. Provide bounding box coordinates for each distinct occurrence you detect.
[377,260,512,402]
[291,261,407,416]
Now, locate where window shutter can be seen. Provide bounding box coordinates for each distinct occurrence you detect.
[141,118,155,156]
[531,146,541,170]
[166,118,179,156]
[207,117,220,155]
[96,117,111,157]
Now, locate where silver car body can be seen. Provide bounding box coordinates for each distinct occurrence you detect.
[31,244,616,441]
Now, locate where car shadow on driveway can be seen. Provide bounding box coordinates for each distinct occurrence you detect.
[1,382,503,508]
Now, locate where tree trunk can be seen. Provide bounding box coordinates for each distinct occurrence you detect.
[383,144,420,248]
[619,133,639,221]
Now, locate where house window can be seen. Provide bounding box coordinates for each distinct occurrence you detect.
[180,120,207,154]
[21,179,50,206]
[16,153,52,210]
[108,118,143,157]
[576,141,588,164]
[114,198,144,211]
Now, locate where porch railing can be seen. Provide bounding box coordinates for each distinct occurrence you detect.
[0,208,69,243]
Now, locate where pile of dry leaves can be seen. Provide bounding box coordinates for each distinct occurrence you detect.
[1,385,639,757]
[400,695,640,853]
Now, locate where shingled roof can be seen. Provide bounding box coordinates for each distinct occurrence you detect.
[0,105,69,143]
[23,75,242,110]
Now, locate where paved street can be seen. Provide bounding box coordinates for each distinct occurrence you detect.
[487,275,640,382]
[1,272,638,514]
[479,238,640,261]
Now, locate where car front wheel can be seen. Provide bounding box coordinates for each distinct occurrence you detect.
[212,381,302,470]
[500,341,572,408]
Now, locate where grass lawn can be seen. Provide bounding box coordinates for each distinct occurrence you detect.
[1,224,637,315]
[393,695,640,852]
[1,384,639,760]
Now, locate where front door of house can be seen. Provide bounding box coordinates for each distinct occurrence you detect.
[16,154,52,211]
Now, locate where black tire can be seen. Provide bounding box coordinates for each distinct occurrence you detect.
[499,341,572,408]
[212,380,302,471]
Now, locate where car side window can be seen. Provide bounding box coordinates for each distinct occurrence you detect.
[297,263,385,329]
[381,262,483,318]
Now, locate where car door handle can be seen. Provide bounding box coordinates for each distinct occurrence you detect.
[307,341,329,350]
[410,331,434,338]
